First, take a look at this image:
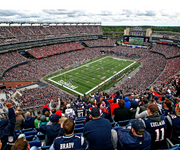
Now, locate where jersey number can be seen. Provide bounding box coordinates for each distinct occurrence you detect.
[155,128,165,142]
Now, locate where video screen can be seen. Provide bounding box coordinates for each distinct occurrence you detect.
[129,37,144,45]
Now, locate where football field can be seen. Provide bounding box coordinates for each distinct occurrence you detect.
[48,56,136,96]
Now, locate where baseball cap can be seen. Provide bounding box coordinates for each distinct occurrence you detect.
[90,107,100,117]
[78,103,82,108]
[148,104,159,113]
[154,96,159,101]
[131,119,145,135]
[55,110,62,117]
[49,114,59,122]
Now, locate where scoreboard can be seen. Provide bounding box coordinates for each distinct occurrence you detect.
[123,36,149,46]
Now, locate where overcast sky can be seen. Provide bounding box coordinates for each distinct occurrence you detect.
[0,0,180,26]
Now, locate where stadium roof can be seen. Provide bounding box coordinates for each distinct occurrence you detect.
[0,21,101,26]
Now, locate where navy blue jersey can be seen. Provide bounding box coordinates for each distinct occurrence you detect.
[166,114,180,144]
[143,115,167,149]
[76,109,86,117]
[117,129,151,150]
[52,134,88,150]
[83,118,113,150]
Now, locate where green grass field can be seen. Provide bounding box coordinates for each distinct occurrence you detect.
[47,56,136,96]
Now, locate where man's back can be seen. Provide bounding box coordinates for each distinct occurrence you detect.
[143,114,167,149]
[113,107,130,122]
[117,129,151,150]
[83,117,113,150]
[65,108,75,119]
[52,135,87,150]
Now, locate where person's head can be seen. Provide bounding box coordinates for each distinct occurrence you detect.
[11,137,30,150]
[77,103,82,109]
[40,115,47,122]
[51,108,56,114]
[90,107,100,119]
[63,119,75,135]
[49,114,59,124]
[116,91,120,96]
[175,102,180,115]
[124,97,129,102]
[131,100,138,109]
[163,99,172,110]
[146,88,149,93]
[118,99,125,108]
[66,104,71,108]
[44,111,50,117]
[147,104,159,115]
[25,112,30,117]
[131,119,145,137]
[106,94,110,99]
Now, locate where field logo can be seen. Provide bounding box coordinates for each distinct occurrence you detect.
[58,80,78,89]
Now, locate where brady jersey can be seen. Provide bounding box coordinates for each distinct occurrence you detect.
[166,114,180,144]
[142,115,167,149]
[65,108,75,119]
[76,109,86,117]
[53,135,88,150]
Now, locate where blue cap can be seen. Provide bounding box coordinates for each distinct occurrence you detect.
[131,119,145,134]
[49,114,59,122]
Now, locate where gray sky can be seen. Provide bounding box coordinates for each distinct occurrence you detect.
[0,0,180,26]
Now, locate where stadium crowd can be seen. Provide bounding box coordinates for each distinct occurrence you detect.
[0,25,102,44]
[84,39,116,47]
[0,73,180,150]
[0,52,27,75]
[152,44,180,58]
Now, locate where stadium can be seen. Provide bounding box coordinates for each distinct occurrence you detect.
[0,20,180,150]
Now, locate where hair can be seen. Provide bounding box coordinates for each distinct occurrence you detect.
[25,112,30,117]
[63,119,75,135]
[11,137,28,150]
[106,94,110,98]
[44,111,50,117]
[116,91,120,95]
[52,108,56,114]
[164,99,173,113]
[118,99,125,108]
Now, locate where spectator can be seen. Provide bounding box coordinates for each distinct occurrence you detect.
[139,98,148,113]
[23,112,36,129]
[142,104,167,149]
[83,107,113,150]
[113,91,122,103]
[0,102,16,150]
[49,98,61,111]
[65,104,75,119]
[108,99,119,116]
[11,137,38,150]
[76,103,86,117]
[42,104,50,115]
[39,114,63,146]
[15,110,24,131]
[161,99,175,116]
[113,119,151,150]
[166,102,180,144]
[82,94,89,104]
[44,111,50,122]
[50,119,88,150]
[113,99,130,122]
[130,100,139,119]
[124,97,131,109]
[38,115,47,128]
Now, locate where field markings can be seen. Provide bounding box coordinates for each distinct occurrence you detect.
[48,56,135,96]
[85,61,136,95]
